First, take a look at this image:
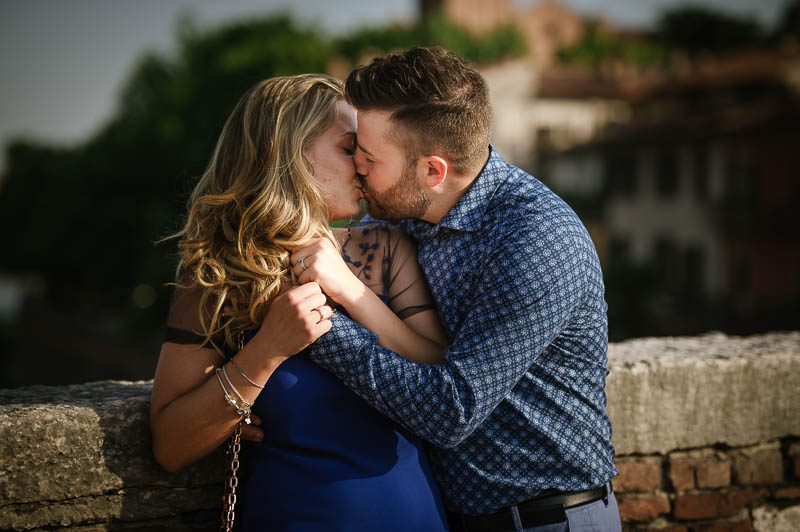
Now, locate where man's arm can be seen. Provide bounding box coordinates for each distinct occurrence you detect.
[307,224,592,447]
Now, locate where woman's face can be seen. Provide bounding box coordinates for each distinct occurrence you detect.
[306,99,360,222]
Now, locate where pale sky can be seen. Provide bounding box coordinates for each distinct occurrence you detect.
[0,0,786,172]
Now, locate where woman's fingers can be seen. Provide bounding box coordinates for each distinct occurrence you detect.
[240,423,264,443]
[310,305,334,323]
[280,285,332,329]
[291,254,313,278]
[282,281,321,305]
[290,239,337,279]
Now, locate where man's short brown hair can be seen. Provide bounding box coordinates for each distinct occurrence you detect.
[345,46,492,175]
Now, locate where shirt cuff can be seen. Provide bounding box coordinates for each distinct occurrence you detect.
[309,311,378,363]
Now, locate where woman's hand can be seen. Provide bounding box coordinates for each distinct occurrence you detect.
[291,238,365,306]
[251,281,334,359]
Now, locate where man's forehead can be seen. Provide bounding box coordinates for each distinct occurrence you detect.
[355,109,392,130]
[356,109,399,152]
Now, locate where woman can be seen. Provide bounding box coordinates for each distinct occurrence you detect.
[150,74,450,531]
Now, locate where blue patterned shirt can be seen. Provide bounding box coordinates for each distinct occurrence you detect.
[307,148,617,515]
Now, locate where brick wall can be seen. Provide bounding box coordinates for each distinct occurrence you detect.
[615,440,800,531]
[1,332,798,530]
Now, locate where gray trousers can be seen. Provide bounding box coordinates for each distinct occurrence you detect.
[508,484,622,532]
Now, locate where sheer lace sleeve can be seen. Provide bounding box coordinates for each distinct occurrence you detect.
[341,222,437,319]
[163,273,232,359]
[380,225,437,320]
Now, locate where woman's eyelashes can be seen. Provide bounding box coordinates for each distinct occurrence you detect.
[343,138,356,156]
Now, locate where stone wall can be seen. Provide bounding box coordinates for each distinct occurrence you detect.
[1,332,798,531]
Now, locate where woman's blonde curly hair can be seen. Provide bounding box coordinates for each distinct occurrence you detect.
[170,74,344,354]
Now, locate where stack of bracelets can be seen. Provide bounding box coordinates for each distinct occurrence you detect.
[215,364,253,424]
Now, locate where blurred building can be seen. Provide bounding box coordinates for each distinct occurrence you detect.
[537,49,800,331]
[431,0,629,172]
[483,60,632,172]
[421,0,585,67]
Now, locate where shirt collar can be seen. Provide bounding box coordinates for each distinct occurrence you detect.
[430,146,508,232]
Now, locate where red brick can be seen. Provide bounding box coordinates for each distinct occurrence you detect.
[615,458,663,492]
[670,460,695,491]
[674,492,719,520]
[788,442,800,458]
[732,444,783,486]
[669,451,730,492]
[693,521,752,532]
[673,489,765,520]
[697,460,731,489]
[618,494,670,522]
[774,487,800,499]
[788,443,800,478]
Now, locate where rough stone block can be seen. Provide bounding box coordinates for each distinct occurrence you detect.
[617,494,670,522]
[0,381,223,530]
[606,333,800,455]
[752,504,800,532]
[732,443,783,486]
[673,489,765,520]
[614,457,663,492]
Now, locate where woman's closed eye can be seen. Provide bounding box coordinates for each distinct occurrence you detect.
[343,137,356,156]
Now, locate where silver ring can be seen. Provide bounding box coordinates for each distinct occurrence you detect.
[300,257,308,271]
[314,308,324,322]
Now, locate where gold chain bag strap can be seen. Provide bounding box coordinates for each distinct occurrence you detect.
[220,331,245,532]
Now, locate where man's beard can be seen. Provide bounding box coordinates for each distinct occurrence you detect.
[360,164,430,222]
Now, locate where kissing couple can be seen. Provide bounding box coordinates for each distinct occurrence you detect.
[151,46,622,532]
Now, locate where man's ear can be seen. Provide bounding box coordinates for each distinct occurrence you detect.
[422,156,448,189]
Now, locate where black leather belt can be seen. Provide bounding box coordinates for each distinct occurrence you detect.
[447,485,609,532]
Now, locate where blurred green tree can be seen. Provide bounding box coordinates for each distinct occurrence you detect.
[335,13,525,66]
[556,22,668,69]
[0,13,525,364]
[0,15,334,341]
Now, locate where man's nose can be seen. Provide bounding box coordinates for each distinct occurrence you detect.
[353,152,368,176]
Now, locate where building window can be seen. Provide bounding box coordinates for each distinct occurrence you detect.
[604,152,636,197]
[654,236,680,284]
[693,144,708,201]
[610,236,630,262]
[656,149,678,197]
[729,153,755,205]
[684,245,706,302]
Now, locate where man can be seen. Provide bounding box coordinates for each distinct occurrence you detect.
[309,47,621,531]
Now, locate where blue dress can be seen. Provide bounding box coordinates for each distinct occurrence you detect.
[239,349,448,531]
[237,224,449,531]
[165,223,448,530]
